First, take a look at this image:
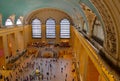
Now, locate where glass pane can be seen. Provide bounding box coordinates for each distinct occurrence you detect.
[93,19,104,40]
[60,19,70,38]
[32,19,41,38]
[46,19,56,38]
[16,19,22,25]
[5,19,13,26]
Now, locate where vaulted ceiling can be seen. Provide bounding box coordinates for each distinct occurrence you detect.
[0,0,120,51]
[0,0,101,26]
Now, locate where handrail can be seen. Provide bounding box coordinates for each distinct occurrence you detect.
[73,27,119,81]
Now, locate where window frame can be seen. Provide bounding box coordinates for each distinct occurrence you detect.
[60,18,70,39]
[16,18,22,26]
[46,18,56,39]
[31,18,42,39]
[5,18,13,26]
[92,18,104,46]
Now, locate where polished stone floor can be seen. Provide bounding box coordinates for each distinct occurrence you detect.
[1,54,77,81]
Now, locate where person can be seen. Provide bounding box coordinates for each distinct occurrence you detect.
[64,65,66,69]
[0,73,2,79]
[72,78,74,81]
[47,77,48,80]
[6,77,9,81]
[61,67,63,73]
[47,72,49,75]
[2,66,5,70]
[16,78,18,81]
[66,74,67,78]
[65,79,67,81]
[54,75,56,78]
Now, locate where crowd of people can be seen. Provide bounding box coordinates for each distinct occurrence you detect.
[2,56,77,81]
[1,43,77,81]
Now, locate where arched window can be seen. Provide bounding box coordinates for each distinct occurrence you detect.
[92,18,104,45]
[83,22,87,34]
[5,19,13,26]
[32,19,41,38]
[60,19,70,38]
[16,19,22,25]
[46,18,56,38]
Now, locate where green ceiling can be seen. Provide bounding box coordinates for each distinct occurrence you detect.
[0,0,103,31]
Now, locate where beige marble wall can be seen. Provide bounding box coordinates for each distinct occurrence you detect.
[0,26,25,67]
[0,36,5,67]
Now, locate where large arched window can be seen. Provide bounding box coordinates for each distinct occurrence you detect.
[16,19,22,25]
[83,22,87,34]
[60,19,70,38]
[92,18,104,45]
[5,19,13,26]
[46,18,56,38]
[32,19,41,38]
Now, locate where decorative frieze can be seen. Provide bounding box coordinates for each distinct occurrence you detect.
[91,0,117,55]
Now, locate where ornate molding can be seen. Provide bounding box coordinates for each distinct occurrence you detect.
[25,8,73,25]
[91,0,117,55]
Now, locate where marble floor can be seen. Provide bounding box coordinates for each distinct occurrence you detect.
[1,54,78,81]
